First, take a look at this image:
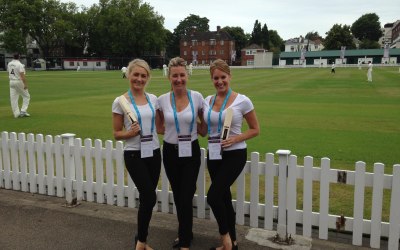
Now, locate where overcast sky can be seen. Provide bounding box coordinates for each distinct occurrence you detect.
[61,0,400,40]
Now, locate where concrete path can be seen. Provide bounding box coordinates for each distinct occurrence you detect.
[0,189,378,250]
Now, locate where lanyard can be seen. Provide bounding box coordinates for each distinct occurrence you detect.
[128,89,155,134]
[171,90,195,134]
[207,88,232,135]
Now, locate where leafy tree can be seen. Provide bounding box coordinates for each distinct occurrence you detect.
[222,26,247,60]
[359,39,381,49]
[351,13,382,41]
[0,28,27,54]
[87,0,166,57]
[249,20,262,46]
[167,14,209,57]
[323,24,356,50]
[261,24,270,50]
[0,0,80,57]
[305,31,323,41]
[268,30,284,52]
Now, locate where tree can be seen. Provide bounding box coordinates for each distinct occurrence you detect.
[351,13,382,41]
[268,30,284,52]
[323,24,356,50]
[305,31,323,41]
[86,0,166,58]
[249,20,262,46]
[261,24,270,50]
[167,14,209,57]
[222,26,247,60]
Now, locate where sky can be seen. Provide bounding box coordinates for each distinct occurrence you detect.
[61,0,400,40]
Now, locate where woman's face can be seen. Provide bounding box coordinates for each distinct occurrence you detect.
[169,66,187,92]
[211,68,231,94]
[128,66,148,91]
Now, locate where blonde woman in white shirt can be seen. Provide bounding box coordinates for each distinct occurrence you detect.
[204,59,259,250]
[112,59,160,250]
[156,57,206,250]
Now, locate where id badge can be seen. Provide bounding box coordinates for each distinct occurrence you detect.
[208,136,222,160]
[178,135,192,157]
[140,135,154,158]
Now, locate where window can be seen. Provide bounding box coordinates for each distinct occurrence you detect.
[192,40,197,46]
[202,41,205,46]
[210,39,216,45]
[246,50,251,55]
[69,62,74,66]
[209,50,216,55]
[96,62,101,66]
[184,51,187,56]
[202,50,205,55]
[220,40,224,45]
[247,60,254,66]
[220,50,224,55]
[83,62,88,66]
[183,41,187,46]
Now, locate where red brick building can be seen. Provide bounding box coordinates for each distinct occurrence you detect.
[241,44,266,66]
[180,26,236,65]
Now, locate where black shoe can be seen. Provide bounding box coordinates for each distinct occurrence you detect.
[172,238,180,248]
[172,236,193,248]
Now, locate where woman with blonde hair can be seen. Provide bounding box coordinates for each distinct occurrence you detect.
[112,59,161,250]
[204,59,259,250]
[156,57,206,250]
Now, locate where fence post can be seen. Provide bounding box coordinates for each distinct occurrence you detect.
[276,149,291,239]
[61,133,77,206]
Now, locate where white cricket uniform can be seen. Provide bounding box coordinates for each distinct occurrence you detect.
[367,63,373,82]
[8,59,30,118]
[157,90,204,144]
[203,94,254,151]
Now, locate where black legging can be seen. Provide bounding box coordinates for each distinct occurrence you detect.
[207,149,247,242]
[124,149,161,243]
[162,140,201,248]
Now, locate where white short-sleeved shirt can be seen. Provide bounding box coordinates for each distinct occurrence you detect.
[112,93,160,150]
[368,63,373,71]
[204,94,254,151]
[157,90,204,144]
[8,59,25,81]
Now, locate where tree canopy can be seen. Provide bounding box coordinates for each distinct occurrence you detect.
[166,14,209,57]
[323,24,356,50]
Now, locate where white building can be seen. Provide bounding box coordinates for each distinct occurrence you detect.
[284,36,324,52]
[63,59,108,70]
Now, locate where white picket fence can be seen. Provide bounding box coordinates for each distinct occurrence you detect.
[1,131,399,249]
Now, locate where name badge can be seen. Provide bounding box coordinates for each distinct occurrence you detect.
[178,135,192,157]
[140,135,154,158]
[208,136,222,160]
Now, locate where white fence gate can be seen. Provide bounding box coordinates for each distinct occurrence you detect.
[1,131,399,249]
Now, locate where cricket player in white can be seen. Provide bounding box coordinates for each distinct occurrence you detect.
[7,54,30,118]
[367,61,373,82]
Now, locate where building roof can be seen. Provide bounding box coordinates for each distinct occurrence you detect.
[242,44,263,50]
[280,48,400,58]
[181,29,233,41]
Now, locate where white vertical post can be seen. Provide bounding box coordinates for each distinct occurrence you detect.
[276,149,291,238]
[61,133,76,205]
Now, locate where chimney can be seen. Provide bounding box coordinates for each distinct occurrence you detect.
[217,26,221,32]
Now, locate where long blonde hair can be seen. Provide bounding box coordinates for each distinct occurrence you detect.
[127,58,151,78]
[210,59,231,76]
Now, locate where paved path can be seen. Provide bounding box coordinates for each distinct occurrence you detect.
[0,188,378,249]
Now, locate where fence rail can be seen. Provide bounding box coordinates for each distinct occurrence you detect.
[1,131,399,249]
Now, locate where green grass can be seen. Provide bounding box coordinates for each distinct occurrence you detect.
[1,67,399,221]
[1,67,398,172]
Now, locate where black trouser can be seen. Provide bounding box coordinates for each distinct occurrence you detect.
[162,140,201,248]
[124,149,161,243]
[207,149,247,242]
